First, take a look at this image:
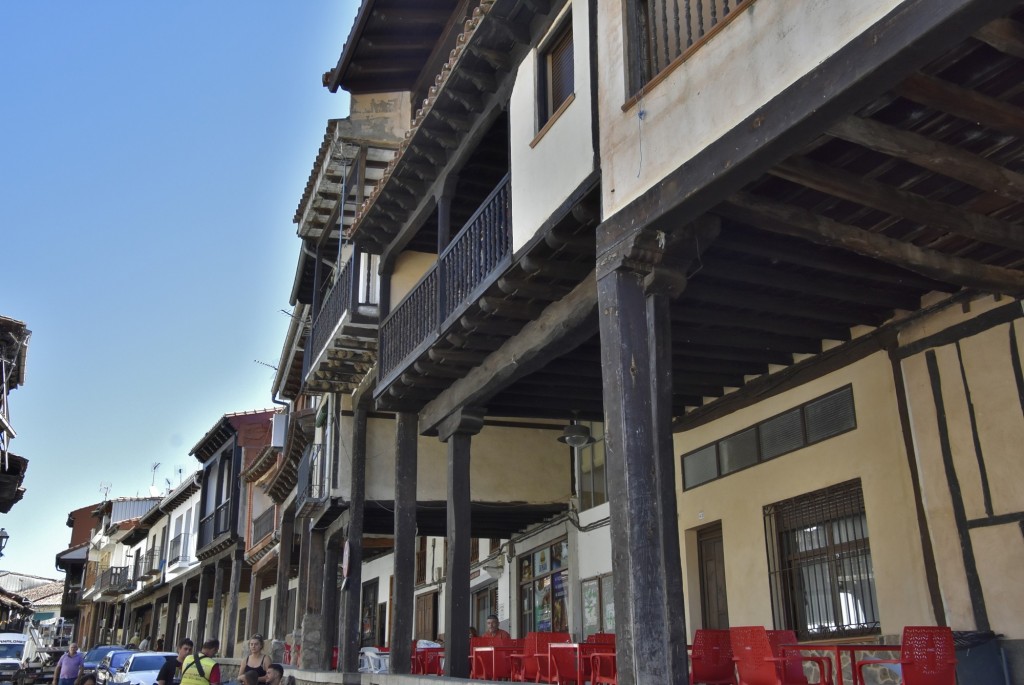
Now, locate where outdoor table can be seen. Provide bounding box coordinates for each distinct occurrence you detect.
[782,643,900,685]
[472,644,519,680]
[548,642,607,685]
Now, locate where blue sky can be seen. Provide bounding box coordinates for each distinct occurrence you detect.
[1,2,358,578]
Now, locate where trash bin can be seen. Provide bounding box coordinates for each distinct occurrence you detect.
[953,630,1008,685]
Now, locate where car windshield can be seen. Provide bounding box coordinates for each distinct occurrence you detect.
[108,652,133,669]
[0,644,23,659]
[128,656,170,672]
[85,647,117,663]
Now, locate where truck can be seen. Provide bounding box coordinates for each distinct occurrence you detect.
[0,622,72,685]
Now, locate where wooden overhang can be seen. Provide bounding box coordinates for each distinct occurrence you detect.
[362,500,566,539]
[344,0,561,256]
[394,5,1024,431]
[0,453,26,513]
[266,407,316,504]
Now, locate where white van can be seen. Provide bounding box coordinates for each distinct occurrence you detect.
[0,634,29,685]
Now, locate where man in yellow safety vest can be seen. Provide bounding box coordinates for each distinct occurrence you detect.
[181,639,221,685]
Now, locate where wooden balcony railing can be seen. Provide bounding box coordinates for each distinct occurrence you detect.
[296,444,327,517]
[635,0,754,88]
[168,533,189,566]
[379,175,511,384]
[198,500,233,548]
[251,506,277,544]
[96,566,132,595]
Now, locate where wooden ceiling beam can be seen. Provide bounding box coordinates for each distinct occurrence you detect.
[771,156,1024,252]
[676,344,793,367]
[827,115,1024,202]
[974,18,1024,59]
[478,296,546,320]
[895,71,1024,138]
[724,191,1024,296]
[672,306,852,342]
[673,326,822,355]
[683,280,884,326]
[497,276,572,301]
[695,259,921,311]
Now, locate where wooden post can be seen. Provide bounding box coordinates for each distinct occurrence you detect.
[295,518,312,636]
[339,408,368,673]
[225,550,244,657]
[147,598,160,646]
[307,529,325,619]
[595,224,716,685]
[438,407,484,679]
[274,506,295,640]
[321,532,341,670]
[247,569,263,638]
[164,587,180,650]
[177,581,191,646]
[210,558,225,644]
[389,412,418,674]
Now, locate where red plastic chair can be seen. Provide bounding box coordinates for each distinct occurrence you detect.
[591,652,617,685]
[856,626,956,685]
[730,626,783,685]
[586,632,616,645]
[690,629,737,685]
[513,631,570,682]
[766,630,833,685]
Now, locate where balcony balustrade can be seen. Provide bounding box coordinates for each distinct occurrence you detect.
[61,587,80,607]
[167,533,190,567]
[198,500,233,549]
[379,175,511,385]
[96,566,132,596]
[295,443,327,517]
[251,506,277,545]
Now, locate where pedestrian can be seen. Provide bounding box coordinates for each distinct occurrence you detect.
[484,615,510,639]
[52,643,84,685]
[264,664,284,685]
[237,635,271,683]
[157,639,193,685]
[180,639,220,685]
[139,635,151,651]
[156,634,165,651]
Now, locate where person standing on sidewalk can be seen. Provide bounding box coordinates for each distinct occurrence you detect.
[181,640,221,685]
[52,643,85,685]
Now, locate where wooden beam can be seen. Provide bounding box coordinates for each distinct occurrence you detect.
[676,344,793,367]
[724,192,1024,296]
[896,71,1024,138]
[827,115,1024,202]
[477,296,546,319]
[673,326,823,355]
[683,280,886,326]
[389,412,417,674]
[974,18,1024,59]
[420,272,599,433]
[672,306,853,342]
[770,156,1024,252]
[521,256,592,281]
[497,276,571,300]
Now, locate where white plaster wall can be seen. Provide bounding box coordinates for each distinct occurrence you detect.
[597,0,902,218]
[390,252,436,310]
[509,0,595,253]
[360,419,571,503]
[164,490,202,583]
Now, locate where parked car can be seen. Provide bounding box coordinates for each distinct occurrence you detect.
[82,646,124,676]
[110,653,177,685]
[95,650,136,685]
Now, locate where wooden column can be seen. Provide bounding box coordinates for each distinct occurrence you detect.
[164,588,180,649]
[438,407,484,679]
[595,225,714,685]
[210,558,226,644]
[274,506,296,639]
[339,408,367,674]
[195,567,212,646]
[225,550,244,656]
[388,411,418,674]
[306,529,325,619]
[320,533,341,671]
[177,581,191,646]
[147,598,160,645]
[247,569,263,638]
[295,518,312,633]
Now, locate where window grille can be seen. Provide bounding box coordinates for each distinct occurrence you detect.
[764,480,880,640]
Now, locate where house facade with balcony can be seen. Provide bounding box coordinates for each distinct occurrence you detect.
[78,497,159,648]
[0,316,30,513]
[297,0,1024,683]
[55,502,102,642]
[189,410,274,657]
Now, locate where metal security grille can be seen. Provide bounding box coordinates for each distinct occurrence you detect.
[764,480,880,640]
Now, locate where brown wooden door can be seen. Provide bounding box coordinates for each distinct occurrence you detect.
[698,523,729,629]
[414,591,438,641]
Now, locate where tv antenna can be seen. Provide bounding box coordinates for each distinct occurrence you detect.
[150,462,161,486]
[99,482,112,500]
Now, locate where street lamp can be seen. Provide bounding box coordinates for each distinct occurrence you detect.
[0,528,9,558]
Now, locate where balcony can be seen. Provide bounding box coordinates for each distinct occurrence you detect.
[302,251,379,394]
[378,175,511,389]
[167,533,190,567]
[96,566,133,596]
[61,587,81,609]
[251,507,277,545]
[132,547,163,581]
[198,500,233,550]
[295,443,327,518]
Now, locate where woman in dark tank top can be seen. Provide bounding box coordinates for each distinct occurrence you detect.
[238,635,271,683]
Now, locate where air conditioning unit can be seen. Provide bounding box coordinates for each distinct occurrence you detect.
[272,414,288,448]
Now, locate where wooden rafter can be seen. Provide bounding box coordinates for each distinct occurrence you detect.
[895,72,1024,138]
[974,17,1024,59]
[722,192,1024,296]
